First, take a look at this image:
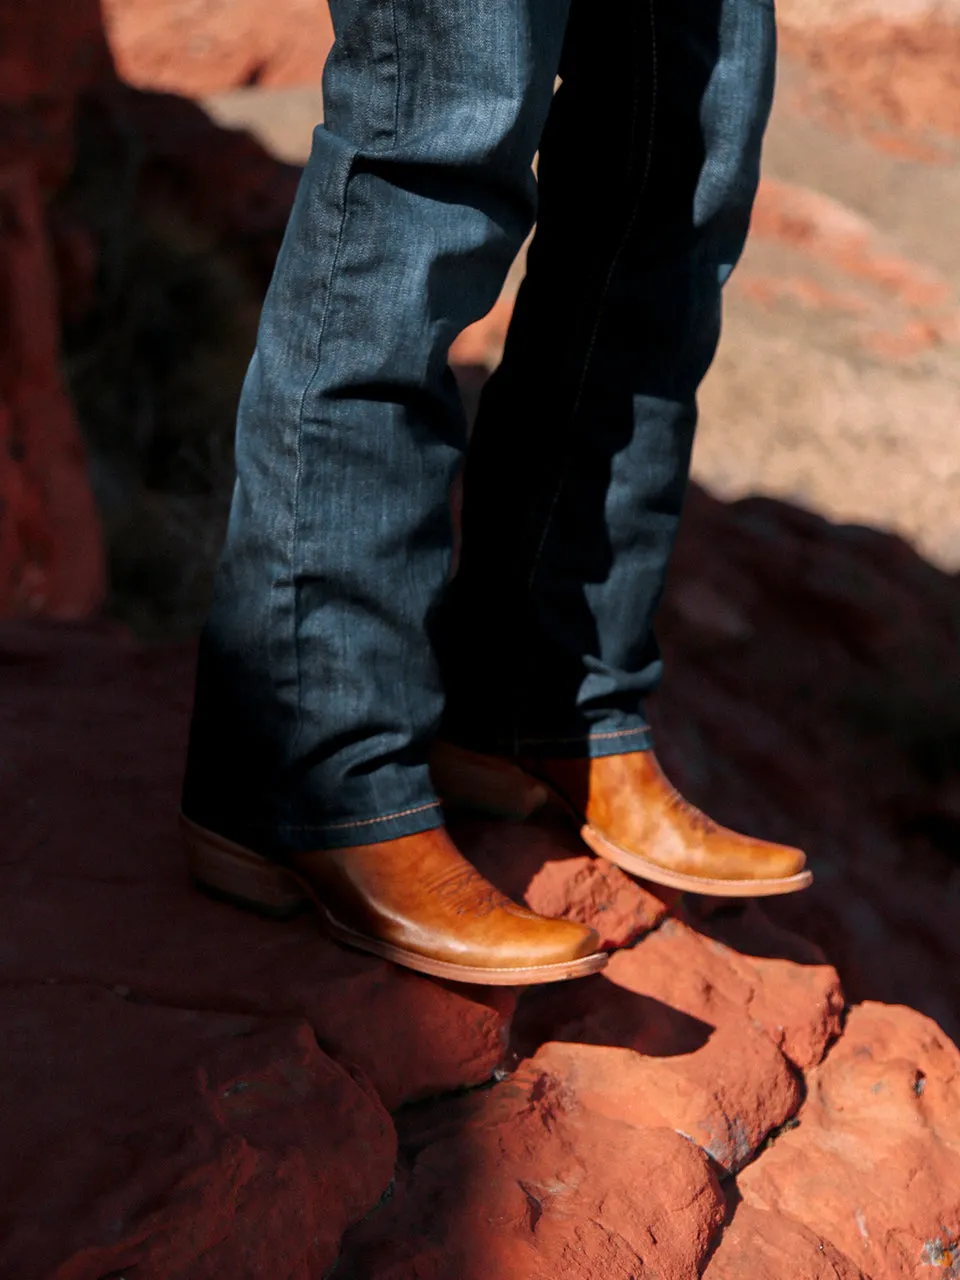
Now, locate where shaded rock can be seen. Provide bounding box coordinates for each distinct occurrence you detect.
[0,983,396,1280]
[524,855,670,950]
[0,165,105,621]
[738,1001,960,1279]
[703,1205,866,1279]
[338,1065,726,1280]
[655,485,960,1044]
[0,622,515,1109]
[0,0,110,627]
[0,0,111,186]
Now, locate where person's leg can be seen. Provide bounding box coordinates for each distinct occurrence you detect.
[433,0,810,895]
[182,0,571,858]
[438,0,775,755]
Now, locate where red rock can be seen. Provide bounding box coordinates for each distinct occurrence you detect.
[0,983,396,1280]
[738,1002,960,1280]
[606,915,844,1072]
[703,1205,866,1279]
[695,902,846,1071]
[524,855,670,950]
[102,0,335,96]
[0,166,105,621]
[0,0,112,187]
[780,19,960,153]
[532,1021,801,1174]
[338,1064,726,1279]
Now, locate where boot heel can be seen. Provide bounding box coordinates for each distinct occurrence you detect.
[430,743,549,821]
[179,814,309,920]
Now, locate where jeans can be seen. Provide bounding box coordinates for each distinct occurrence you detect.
[182,0,776,856]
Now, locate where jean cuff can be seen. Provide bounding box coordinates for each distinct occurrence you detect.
[442,722,654,760]
[187,798,446,856]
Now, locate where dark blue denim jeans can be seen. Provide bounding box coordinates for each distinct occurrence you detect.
[182,0,776,855]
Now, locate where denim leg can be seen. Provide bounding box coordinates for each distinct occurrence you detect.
[437,0,777,758]
[182,0,570,853]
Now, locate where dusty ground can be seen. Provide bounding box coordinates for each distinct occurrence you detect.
[203,35,960,569]
[699,43,960,570]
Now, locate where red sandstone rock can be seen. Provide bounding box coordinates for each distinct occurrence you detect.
[696,903,847,1071]
[0,983,396,1280]
[338,1064,726,1279]
[0,166,105,621]
[605,915,844,1073]
[703,1205,866,1280]
[780,18,960,154]
[524,855,670,949]
[102,0,335,96]
[738,1001,960,1280]
[0,0,111,186]
[532,1022,801,1174]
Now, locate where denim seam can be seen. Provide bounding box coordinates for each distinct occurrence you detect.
[513,0,659,753]
[286,20,402,775]
[517,727,651,744]
[451,726,651,751]
[389,0,401,141]
[287,164,354,770]
[277,800,442,833]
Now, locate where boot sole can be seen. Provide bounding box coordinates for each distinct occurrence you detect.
[434,747,814,897]
[579,824,813,897]
[179,814,608,986]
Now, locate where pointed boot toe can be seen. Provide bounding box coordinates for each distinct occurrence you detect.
[430,742,813,898]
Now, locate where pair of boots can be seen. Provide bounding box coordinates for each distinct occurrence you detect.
[182,743,810,987]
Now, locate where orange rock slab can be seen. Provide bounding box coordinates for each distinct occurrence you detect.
[738,1001,960,1280]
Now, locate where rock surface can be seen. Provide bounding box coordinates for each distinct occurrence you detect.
[738,1002,960,1279]
[0,985,396,1280]
[338,1069,727,1280]
[102,0,335,96]
[703,1205,867,1280]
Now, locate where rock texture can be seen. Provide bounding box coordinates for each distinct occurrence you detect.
[102,0,335,96]
[703,1206,867,1280]
[339,1072,727,1279]
[0,985,396,1280]
[738,1002,960,1279]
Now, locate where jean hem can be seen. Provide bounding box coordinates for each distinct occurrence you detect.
[442,724,654,760]
[184,799,445,855]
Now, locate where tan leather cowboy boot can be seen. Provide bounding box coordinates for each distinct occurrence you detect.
[430,743,812,897]
[181,815,606,984]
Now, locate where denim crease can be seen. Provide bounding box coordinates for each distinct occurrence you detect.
[182,0,777,856]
